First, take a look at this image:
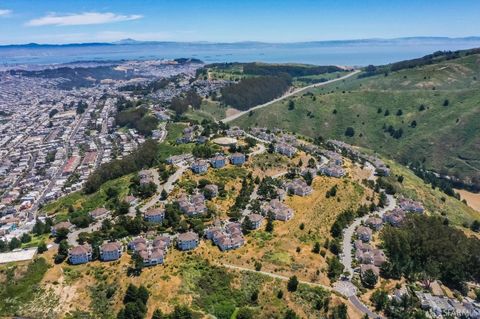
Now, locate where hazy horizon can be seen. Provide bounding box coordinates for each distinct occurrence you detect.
[2,35,480,46]
[1,0,480,44]
[2,37,480,67]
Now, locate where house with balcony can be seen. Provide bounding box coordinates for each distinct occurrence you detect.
[144,207,165,223]
[68,244,92,265]
[177,231,199,251]
[100,242,122,261]
[210,154,226,169]
[191,160,209,174]
[230,153,246,165]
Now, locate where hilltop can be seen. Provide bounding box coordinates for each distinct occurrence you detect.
[232,51,480,189]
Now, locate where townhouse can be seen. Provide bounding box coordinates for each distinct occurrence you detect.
[144,207,165,223]
[230,152,246,165]
[284,178,312,196]
[177,231,199,251]
[100,242,123,261]
[68,244,93,265]
[262,199,294,221]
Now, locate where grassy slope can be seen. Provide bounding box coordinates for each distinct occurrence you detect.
[383,158,480,225]
[233,54,480,185]
[32,249,352,319]
[41,175,132,220]
[0,258,50,316]
[185,99,226,122]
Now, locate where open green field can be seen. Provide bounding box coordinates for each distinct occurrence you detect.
[292,71,349,87]
[233,53,480,186]
[185,99,226,122]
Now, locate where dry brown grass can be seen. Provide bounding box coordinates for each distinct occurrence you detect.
[195,176,368,288]
[34,152,373,318]
[456,188,480,212]
[249,152,291,177]
[285,176,365,239]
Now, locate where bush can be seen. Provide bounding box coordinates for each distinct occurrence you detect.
[344,127,355,137]
[287,276,299,292]
[361,269,378,288]
[37,241,48,254]
[327,256,344,281]
[237,307,254,319]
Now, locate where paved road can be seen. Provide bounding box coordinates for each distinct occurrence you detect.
[340,193,395,279]
[31,103,93,218]
[138,168,162,213]
[333,161,395,318]
[221,70,361,123]
[349,295,379,318]
[131,162,188,214]
[161,163,188,195]
[67,221,102,245]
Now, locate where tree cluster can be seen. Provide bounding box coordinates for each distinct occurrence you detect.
[117,284,150,319]
[330,209,356,238]
[381,215,480,291]
[243,63,342,77]
[359,48,480,78]
[220,75,292,110]
[119,78,170,95]
[84,140,160,193]
[170,90,202,115]
[115,106,159,136]
[130,174,157,199]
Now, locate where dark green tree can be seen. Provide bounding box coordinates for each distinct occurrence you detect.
[344,127,355,137]
[37,241,48,254]
[362,269,378,288]
[287,275,299,292]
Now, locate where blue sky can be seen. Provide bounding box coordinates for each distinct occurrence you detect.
[0,0,479,44]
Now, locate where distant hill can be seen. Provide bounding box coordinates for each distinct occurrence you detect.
[233,50,480,189]
[2,36,480,48]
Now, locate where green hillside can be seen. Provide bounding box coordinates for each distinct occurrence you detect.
[233,53,480,187]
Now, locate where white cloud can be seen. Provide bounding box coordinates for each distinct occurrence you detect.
[26,12,142,27]
[0,9,12,17]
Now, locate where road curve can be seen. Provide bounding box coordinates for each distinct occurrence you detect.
[221,70,361,123]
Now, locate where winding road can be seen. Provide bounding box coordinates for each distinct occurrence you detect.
[221,70,361,123]
[333,162,396,318]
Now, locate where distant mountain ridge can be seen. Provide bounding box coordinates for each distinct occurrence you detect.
[2,36,480,48]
